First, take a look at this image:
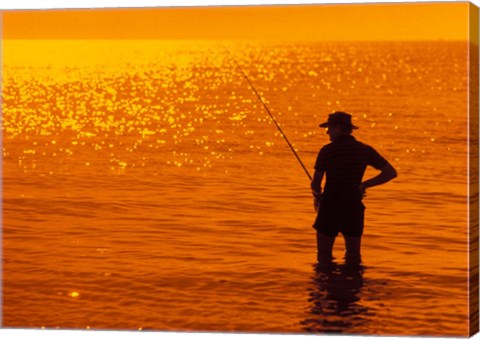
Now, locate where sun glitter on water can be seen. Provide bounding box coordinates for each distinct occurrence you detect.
[69,291,80,298]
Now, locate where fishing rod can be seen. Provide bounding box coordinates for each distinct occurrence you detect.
[223,46,313,182]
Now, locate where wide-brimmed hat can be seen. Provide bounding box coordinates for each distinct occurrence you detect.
[319,111,359,129]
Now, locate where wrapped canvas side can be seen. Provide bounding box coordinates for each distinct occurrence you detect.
[469,2,479,337]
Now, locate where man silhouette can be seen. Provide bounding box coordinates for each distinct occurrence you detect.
[311,111,397,265]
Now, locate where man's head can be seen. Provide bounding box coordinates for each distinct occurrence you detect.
[319,111,358,141]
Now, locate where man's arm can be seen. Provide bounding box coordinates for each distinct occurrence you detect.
[311,169,324,212]
[311,169,325,197]
[360,162,397,192]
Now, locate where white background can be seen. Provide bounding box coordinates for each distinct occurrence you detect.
[0,1,479,339]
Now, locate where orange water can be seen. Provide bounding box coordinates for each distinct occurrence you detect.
[1,40,470,335]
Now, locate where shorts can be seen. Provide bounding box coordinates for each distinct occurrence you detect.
[313,199,365,237]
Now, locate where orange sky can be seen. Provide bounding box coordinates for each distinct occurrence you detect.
[1,2,473,41]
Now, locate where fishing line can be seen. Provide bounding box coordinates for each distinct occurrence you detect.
[223,46,312,181]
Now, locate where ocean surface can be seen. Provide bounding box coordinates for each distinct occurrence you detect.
[1,40,471,335]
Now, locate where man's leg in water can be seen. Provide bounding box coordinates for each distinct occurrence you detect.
[316,232,335,264]
[343,235,362,264]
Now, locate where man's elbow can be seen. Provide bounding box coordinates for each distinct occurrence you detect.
[385,163,398,180]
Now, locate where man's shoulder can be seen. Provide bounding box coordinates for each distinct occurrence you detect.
[319,141,337,155]
[320,142,335,150]
[353,139,387,168]
[320,137,378,153]
[351,138,376,151]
